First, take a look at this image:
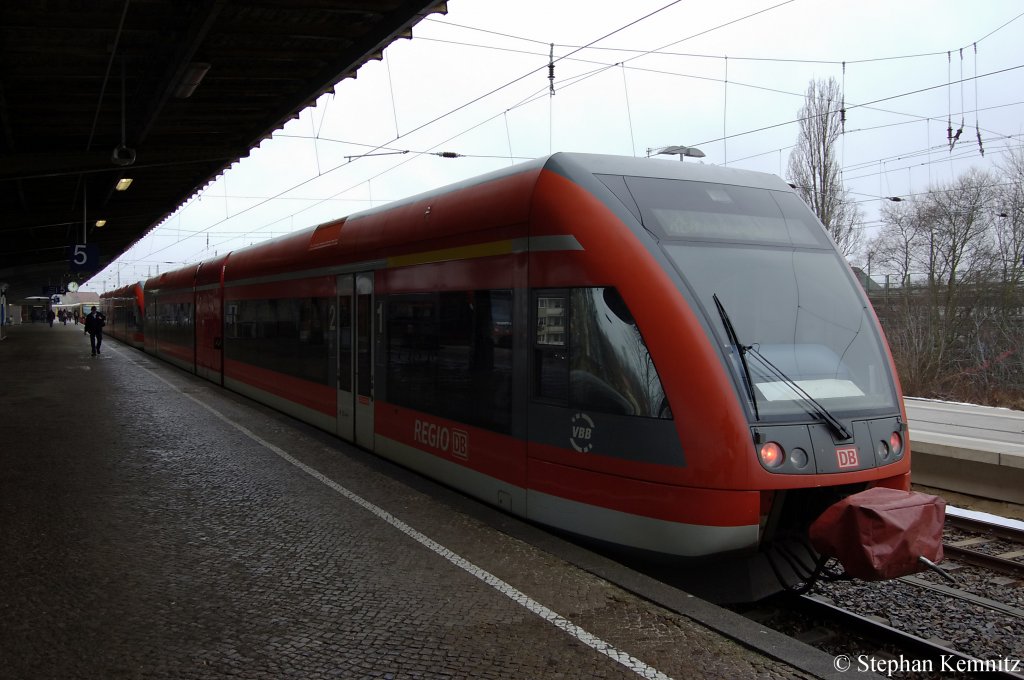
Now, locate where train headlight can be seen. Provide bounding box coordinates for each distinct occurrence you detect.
[876,440,891,460]
[759,442,784,468]
[889,431,904,458]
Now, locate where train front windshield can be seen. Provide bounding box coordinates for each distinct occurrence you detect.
[622,176,899,420]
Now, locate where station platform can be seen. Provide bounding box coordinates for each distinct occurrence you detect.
[0,323,842,680]
[905,399,1024,505]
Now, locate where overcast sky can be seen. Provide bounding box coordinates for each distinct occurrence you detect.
[86,0,1024,292]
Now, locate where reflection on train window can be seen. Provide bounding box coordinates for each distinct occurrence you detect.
[154,300,194,348]
[110,296,142,335]
[387,290,512,433]
[224,297,333,386]
[534,292,569,402]
[536,297,565,346]
[356,293,372,398]
[337,296,352,392]
[534,288,671,419]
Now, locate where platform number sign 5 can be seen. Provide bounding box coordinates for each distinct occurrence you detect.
[836,446,860,469]
[70,244,99,273]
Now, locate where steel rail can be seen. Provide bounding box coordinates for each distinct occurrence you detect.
[945,513,1024,579]
[946,514,1024,544]
[795,594,1024,680]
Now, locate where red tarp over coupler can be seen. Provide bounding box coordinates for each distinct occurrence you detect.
[809,487,946,580]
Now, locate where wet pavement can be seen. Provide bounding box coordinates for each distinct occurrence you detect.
[1,323,832,679]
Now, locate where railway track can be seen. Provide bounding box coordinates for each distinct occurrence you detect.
[736,508,1024,679]
[944,512,1024,579]
[792,594,1024,679]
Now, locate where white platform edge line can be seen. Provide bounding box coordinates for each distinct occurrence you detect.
[119,347,674,680]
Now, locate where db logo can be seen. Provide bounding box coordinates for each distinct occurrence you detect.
[835,446,860,469]
[451,429,469,460]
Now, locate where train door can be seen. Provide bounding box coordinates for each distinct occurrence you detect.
[336,275,355,441]
[337,272,375,449]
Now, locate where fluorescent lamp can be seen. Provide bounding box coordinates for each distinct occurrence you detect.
[95,219,107,227]
[115,178,133,191]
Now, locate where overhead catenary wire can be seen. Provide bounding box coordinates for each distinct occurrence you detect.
[128,58,1024,276]
[92,6,1024,288]
[423,8,1024,68]
[125,0,772,266]
[419,6,1024,159]
[689,64,1024,150]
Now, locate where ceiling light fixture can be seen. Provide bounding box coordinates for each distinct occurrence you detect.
[95,219,107,227]
[115,178,133,191]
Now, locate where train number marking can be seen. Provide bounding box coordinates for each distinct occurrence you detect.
[835,446,860,468]
[570,413,595,453]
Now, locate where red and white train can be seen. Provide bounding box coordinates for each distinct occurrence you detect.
[102,153,942,599]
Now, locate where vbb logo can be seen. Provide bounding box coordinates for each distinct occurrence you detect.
[570,413,595,453]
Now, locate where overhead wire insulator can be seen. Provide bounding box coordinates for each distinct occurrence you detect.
[548,43,555,96]
[840,62,846,134]
[951,47,965,150]
[974,42,984,157]
[435,151,461,158]
[947,51,953,150]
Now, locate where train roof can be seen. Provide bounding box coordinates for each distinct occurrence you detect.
[146,153,796,289]
[544,152,791,191]
[338,152,791,225]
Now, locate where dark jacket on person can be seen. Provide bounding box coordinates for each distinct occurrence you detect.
[84,311,106,336]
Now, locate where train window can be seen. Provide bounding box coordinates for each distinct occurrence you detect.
[154,300,194,348]
[356,293,372,398]
[387,290,513,433]
[534,293,569,403]
[536,296,566,346]
[223,297,333,386]
[665,243,899,417]
[387,294,438,412]
[534,288,670,419]
[337,296,352,392]
[622,176,831,248]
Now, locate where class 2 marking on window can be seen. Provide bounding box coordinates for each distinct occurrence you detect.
[570,413,595,453]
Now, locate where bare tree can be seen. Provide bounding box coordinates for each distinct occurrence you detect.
[787,77,863,257]
[994,146,1024,290]
[867,169,1010,401]
[870,200,924,289]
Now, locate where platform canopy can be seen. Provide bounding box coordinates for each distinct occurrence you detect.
[0,0,445,302]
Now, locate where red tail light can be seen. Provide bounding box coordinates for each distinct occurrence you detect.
[759,442,784,468]
[890,431,904,457]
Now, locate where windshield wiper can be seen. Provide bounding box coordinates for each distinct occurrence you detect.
[712,294,760,421]
[712,294,851,440]
[744,346,852,440]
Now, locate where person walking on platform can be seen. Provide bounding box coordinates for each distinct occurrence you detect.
[47,309,55,327]
[83,306,106,356]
